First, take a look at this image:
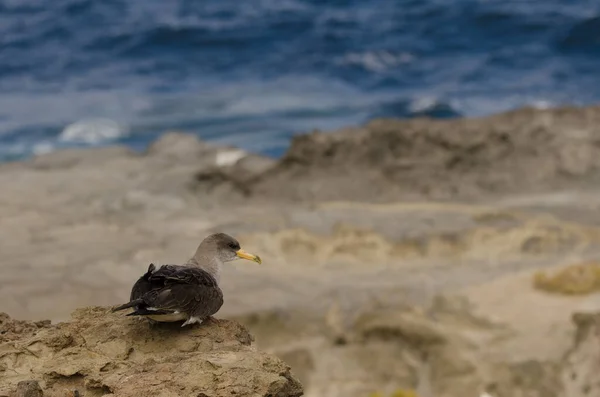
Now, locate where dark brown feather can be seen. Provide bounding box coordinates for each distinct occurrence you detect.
[129,263,156,301]
[123,264,223,320]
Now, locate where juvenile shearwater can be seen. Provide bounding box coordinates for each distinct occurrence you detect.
[112,233,261,326]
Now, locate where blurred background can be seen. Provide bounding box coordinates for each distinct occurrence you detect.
[4,1,600,397]
[2,0,600,160]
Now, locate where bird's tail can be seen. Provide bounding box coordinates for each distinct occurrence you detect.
[111,299,144,313]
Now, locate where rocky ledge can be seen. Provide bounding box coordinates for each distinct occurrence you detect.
[196,105,600,202]
[0,308,303,397]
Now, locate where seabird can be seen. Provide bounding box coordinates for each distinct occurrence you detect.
[112,233,261,326]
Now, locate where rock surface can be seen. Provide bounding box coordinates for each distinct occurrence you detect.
[4,105,600,396]
[0,307,302,397]
[562,312,600,397]
[195,105,600,202]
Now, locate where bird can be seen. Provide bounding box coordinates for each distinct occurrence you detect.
[112,232,261,327]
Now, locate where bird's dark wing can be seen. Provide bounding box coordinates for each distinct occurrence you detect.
[132,266,223,319]
[129,263,156,301]
[149,265,219,287]
[129,263,184,301]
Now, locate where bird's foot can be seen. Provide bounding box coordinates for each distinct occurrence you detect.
[181,316,203,327]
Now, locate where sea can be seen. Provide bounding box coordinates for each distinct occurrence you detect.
[1,0,600,161]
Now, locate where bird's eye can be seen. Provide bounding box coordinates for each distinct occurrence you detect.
[228,242,239,250]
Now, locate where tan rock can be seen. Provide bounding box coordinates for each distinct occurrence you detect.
[0,307,302,397]
[13,381,43,397]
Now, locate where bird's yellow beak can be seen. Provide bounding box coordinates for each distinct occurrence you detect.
[236,248,262,264]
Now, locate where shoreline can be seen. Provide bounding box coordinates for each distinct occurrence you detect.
[1,102,587,166]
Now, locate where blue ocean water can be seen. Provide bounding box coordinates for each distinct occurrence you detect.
[1,0,600,161]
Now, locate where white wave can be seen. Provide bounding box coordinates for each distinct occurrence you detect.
[530,100,554,109]
[407,96,459,115]
[0,141,54,161]
[59,118,129,144]
[154,76,383,120]
[338,51,414,72]
[32,142,55,156]
[409,97,441,113]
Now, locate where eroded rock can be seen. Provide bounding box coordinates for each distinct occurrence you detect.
[562,312,600,397]
[0,307,303,397]
[195,105,600,202]
[14,380,43,397]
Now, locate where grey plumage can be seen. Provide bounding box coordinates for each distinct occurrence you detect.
[112,233,261,326]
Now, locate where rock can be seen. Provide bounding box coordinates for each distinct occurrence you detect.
[143,131,276,203]
[192,153,276,200]
[202,105,600,202]
[486,361,562,397]
[347,295,575,397]
[14,381,43,397]
[0,307,303,397]
[562,312,600,397]
[29,146,135,170]
[355,307,448,347]
[532,261,600,295]
[0,313,51,343]
[146,131,276,174]
[6,105,600,397]
[234,153,275,177]
[193,167,253,198]
[145,131,217,162]
[276,348,315,388]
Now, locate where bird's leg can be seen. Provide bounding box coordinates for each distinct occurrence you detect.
[181,316,203,327]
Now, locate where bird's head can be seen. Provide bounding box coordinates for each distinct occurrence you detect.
[198,232,262,265]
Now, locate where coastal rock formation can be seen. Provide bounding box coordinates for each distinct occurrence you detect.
[0,307,303,397]
[562,312,600,397]
[193,105,600,202]
[238,294,600,397]
[4,105,600,396]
